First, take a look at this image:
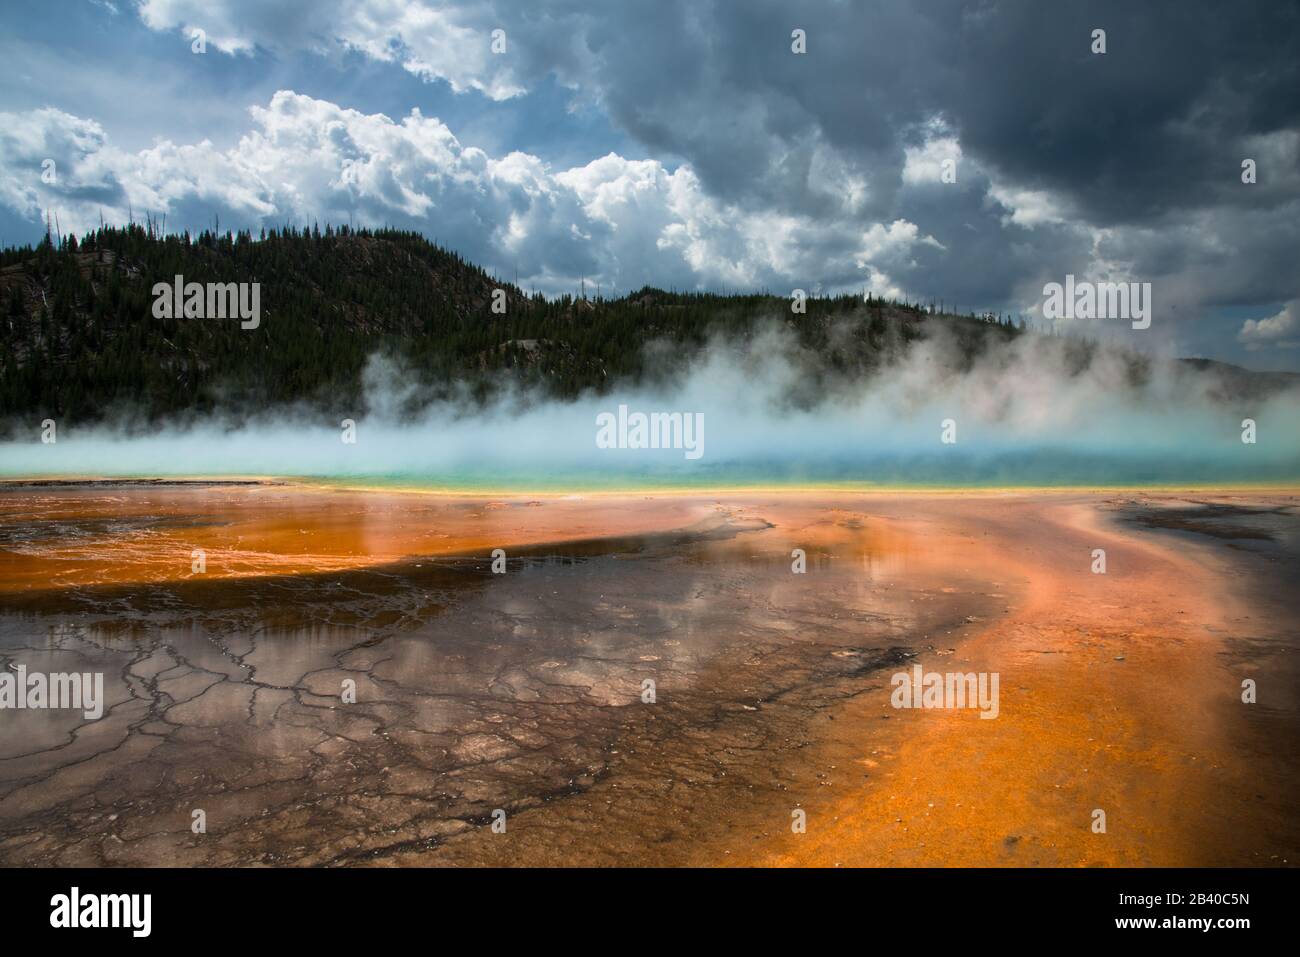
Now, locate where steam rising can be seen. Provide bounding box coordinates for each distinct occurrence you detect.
[4,322,1298,488]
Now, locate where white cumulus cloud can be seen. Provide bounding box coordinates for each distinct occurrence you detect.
[1239,300,1299,350]
[0,93,936,297]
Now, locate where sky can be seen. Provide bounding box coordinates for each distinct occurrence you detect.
[1,0,1298,369]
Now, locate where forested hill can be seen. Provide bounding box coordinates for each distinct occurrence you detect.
[2,225,537,426]
[0,223,988,428]
[0,224,1279,432]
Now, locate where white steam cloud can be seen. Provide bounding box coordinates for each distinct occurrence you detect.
[3,323,1298,488]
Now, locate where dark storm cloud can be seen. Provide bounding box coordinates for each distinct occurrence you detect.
[574,0,1299,225]
[539,0,1299,345]
[933,1,1300,224]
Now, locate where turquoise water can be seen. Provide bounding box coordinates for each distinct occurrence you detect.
[4,414,1297,492]
[284,451,1300,492]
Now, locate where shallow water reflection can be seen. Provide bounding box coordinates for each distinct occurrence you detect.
[0,486,999,865]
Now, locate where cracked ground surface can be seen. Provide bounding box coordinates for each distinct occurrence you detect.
[0,485,1294,866]
[0,485,1004,865]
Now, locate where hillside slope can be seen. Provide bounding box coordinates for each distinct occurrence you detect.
[1,225,1288,432]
